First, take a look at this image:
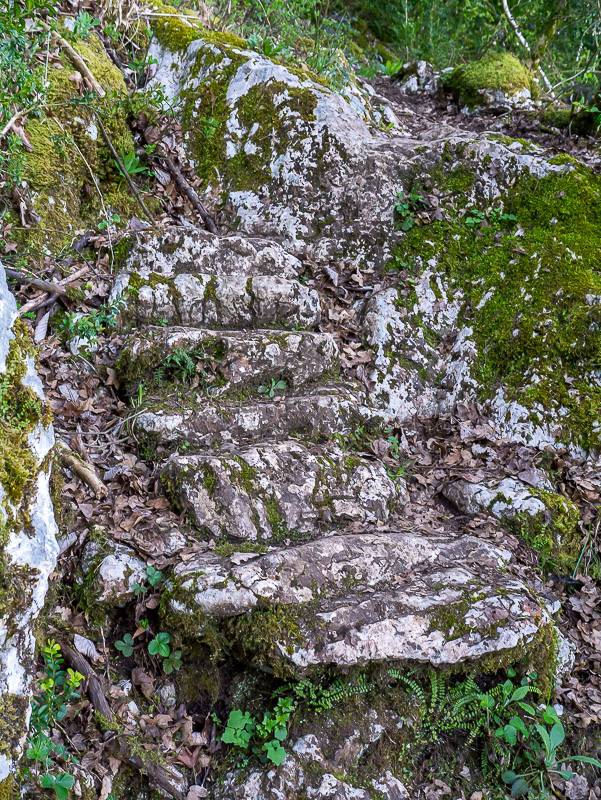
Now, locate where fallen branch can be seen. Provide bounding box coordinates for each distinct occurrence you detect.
[59,640,187,800]
[56,441,108,498]
[5,268,68,296]
[161,155,218,234]
[40,21,106,97]
[59,640,113,721]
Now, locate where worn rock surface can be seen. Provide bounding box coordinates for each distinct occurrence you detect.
[0,264,58,784]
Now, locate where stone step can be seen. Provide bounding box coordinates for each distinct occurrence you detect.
[165,531,550,672]
[114,272,320,330]
[162,441,405,542]
[125,227,303,279]
[117,326,339,395]
[132,384,365,452]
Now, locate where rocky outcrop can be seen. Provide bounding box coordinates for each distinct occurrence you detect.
[144,14,600,454]
[0,264,58,787]
[116,221,552,684]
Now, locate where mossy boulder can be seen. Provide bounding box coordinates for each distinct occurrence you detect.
[0,265,58,784]
[443,477,581,573]
[443,51,537,111]
[373,140,601,451]
[14,32,141,261]
[146,4,410,261]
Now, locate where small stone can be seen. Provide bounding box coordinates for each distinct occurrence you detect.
[565,774,589,800]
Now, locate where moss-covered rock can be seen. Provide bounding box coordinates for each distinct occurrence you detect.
[13,33,142,261]
[0,267,58,784]
[387,147,601,450]
[146,7,409,260]
[443,51,536,110]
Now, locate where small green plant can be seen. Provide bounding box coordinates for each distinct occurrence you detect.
[383,58,403,76]
[148,631,171,657]
[158,349,198,383]
[162,649,183,675]
[56,297,125,347]
[39,773,76,800]
[147,631,182,674]
[98,213,122,231]
[114,633,135,657]
[221,696,296,766]
[132,564,164,596]
[394,189,427,231]
[200,114,221,140]
[25,641,84,799]
[390,667,601,798]
[220,675,372,766]
[464,208,487,228]
[72,11,100,39]
[116,151,153,178]
[258,378,287,399]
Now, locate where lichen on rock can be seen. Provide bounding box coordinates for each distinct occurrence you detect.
[0,264,58,783]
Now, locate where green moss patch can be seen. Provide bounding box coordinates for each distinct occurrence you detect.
[14,34,144,260]
[443,51,535,108]
[511,490,581,573]
[394,160,601,450]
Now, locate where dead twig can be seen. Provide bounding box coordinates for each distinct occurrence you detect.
[94,114,154,222]
[57,441,108,498]
[40,21,106,97]
[161,155,218,234]
[59,640,187,800]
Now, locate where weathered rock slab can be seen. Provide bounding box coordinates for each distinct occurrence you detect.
[124,227,303,279]
[115,271,320,330]
[0,264,59,783]
[118,326,339,394]
[163,441,404,541]
[133,385,365,451]
[167,529,549,672]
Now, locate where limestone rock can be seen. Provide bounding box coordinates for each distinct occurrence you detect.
[395,61,439,95]
[166,530,549,671]
[0,264,59,783]
[443,476,582,571]
[124,227,304,280]
[131,385,365,451]
[146,15,416,263]
[162,441,404,541]
[80,540,146,607]
[215,720,409,799]
[114,270,320,330]
[118,326,339,395]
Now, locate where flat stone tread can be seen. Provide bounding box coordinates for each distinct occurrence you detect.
[125,228,303,278]
[167,529,548,671]
[118,326,339,392]
[282,579,546,669]
[133,384,365,450]
[163,441,404,541]
[118,272,321,330]
[170,529,515,616]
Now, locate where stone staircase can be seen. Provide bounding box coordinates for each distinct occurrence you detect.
[115,227,552,676]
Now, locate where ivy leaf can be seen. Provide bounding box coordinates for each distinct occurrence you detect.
[264,738,286,766]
